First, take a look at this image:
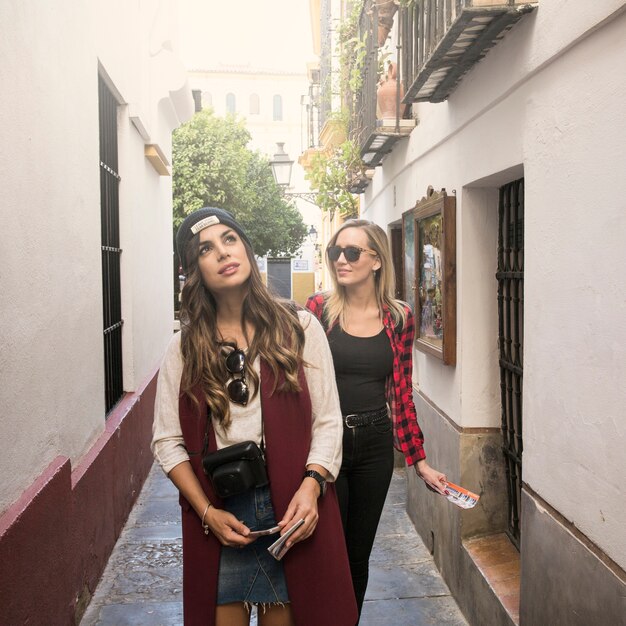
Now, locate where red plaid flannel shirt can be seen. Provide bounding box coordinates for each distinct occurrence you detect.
[305,293,426,466]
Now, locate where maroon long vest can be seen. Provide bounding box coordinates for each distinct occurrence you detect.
[178,359,358,626]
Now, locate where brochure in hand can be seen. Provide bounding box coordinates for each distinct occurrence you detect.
[267,518,305,561]
[443,482,480,509]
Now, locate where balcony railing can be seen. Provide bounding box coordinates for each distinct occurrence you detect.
[348,0,379,155]
[401,0,538,103]
[349,0,416,181]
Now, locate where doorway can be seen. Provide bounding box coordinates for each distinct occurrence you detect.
[267,258,291,298]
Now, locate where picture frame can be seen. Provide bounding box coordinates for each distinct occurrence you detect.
[401,208,417,315]
[403,188,456,365]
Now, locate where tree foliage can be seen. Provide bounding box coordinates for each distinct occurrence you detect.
[172,109,307,257]
[306,137,362,220]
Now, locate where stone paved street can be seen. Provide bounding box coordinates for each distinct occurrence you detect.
[81,465,467,626]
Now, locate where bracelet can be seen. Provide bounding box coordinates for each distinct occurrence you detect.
[201,502,213,535]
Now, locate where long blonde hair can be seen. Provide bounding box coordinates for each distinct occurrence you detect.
[179,233,304,427]
[325,219,407,330]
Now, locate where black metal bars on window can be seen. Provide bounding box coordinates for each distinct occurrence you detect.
[496,177,524,548]
[98,74,124,414]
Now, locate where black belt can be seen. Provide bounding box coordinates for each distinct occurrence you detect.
[343,406,389,428]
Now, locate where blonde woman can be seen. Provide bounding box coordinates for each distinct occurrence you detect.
[306,219,446,620]
[152,208,357,626]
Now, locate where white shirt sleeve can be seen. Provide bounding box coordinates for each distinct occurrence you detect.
[299,310,343,481]
[151,332,189,475]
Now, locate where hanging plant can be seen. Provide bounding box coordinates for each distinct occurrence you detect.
[306,138,364,220]
[337,0,367,105]
[377,49,392,81]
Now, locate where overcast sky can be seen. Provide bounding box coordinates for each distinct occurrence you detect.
[177,0,316,72]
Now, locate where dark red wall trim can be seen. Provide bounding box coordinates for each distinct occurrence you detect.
[0,367,159,625]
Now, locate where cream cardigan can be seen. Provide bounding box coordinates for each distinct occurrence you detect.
[151,310,343,480]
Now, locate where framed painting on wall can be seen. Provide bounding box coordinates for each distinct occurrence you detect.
[402,209,416,314]
[406,188,456,365]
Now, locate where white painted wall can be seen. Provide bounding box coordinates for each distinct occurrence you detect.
[362,1,626,568]
[0,0,192,513]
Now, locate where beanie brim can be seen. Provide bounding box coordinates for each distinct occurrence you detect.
[176,207,251,271]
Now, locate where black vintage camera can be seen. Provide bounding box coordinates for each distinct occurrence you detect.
[202,440,269,498]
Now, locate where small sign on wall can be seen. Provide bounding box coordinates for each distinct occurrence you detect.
[293,260,309,271]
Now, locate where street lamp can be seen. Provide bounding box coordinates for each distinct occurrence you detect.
[308,224,320,254]
[269,142,318,205]
[269,142,293,188]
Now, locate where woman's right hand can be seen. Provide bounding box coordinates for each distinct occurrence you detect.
[167,462,254,547]
[414,460,447,495]
[204,506,255,547]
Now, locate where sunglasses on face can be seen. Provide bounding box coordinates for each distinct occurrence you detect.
[223,346,249,406]
[327,245,378,263]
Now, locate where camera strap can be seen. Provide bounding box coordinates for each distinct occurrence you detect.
[193,405,265,461]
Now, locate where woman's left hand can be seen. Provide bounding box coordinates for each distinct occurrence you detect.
[415,460,447,495]
[278,482,320,548]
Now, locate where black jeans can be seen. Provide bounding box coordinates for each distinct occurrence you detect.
[335,415,394,621]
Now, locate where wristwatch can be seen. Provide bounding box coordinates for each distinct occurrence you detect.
[304,470,327,498]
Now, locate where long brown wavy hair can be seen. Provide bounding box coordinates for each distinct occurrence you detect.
[325,219,407,330]
[178,232,305,428]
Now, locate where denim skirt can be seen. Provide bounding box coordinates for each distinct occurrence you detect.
[217,484,290,605]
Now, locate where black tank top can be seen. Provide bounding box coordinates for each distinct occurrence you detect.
[327,325,393,414]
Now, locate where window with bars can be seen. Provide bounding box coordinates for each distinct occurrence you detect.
[98,74,124,414]
[496,177,524,548]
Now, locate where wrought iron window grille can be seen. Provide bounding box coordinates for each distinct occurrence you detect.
[496,177,524,548]
[99,74,124,414]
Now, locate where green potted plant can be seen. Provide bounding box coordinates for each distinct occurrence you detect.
[306,138,364,220]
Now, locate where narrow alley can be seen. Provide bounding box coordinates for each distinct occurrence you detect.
[81,466,468,626]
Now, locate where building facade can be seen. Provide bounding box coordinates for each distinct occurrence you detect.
[0,1,192,623]
[186,65,322,303]
[310,0,626,623]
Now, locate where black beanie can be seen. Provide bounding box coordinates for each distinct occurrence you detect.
[176,207,251,271]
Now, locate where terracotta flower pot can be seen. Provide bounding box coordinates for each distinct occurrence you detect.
[377,62,406,119]
[376,0,398,46]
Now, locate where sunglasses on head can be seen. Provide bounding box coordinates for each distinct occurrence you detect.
[222,345,249,406]
[327,245,378,263]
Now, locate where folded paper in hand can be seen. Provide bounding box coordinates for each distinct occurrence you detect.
[443,482,480,509]
[267,519,305,561]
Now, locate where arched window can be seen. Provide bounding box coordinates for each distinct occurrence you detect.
[202,91,212,108]
[249,93,260,115]
[273,94,283,121]
[226,93,236,114]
